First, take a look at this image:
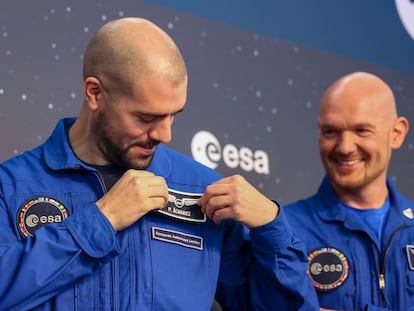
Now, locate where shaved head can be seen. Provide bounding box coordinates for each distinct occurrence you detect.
[83,17,187,97]
[319,72,397,126]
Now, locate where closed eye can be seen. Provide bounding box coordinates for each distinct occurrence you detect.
[139,115,157,123]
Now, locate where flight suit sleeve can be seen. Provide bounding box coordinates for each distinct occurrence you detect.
[248,207,319,310]
[0,202,120,310]
[216,206,319,311]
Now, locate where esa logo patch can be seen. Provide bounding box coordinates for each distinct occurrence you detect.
[17,196,69,237]
[307,247,349,292]
[157,189,205,223]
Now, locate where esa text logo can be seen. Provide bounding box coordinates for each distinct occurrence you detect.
[191,131,269,175]
[395,0,414,40]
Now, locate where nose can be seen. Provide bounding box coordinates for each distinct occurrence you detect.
[336,131,357,155]
[149,116,173,143]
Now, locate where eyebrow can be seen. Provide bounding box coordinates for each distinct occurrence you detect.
[319,122,375,130]
[139,107,185,118]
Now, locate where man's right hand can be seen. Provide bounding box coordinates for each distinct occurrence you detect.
[96,169,168,231]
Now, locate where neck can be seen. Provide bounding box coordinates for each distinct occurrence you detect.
[68,107,108,165]
[333,179,389,209]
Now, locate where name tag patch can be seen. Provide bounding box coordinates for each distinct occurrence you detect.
[157,188,206,223]
[152,227,203,250]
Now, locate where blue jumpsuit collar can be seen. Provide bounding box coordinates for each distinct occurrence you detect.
[43,117,172,177]
[316,176,414,230]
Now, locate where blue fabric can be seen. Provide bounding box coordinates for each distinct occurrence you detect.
[0,118,318,310]
[342,196,390,246]
[285,176,414,311]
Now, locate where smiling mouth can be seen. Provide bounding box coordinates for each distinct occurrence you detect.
[336,159,363,168]
[337,159,363,166]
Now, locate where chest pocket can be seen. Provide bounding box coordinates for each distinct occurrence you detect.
[307,245,355,310]
[147,212,222,310]
[399,241,414,295]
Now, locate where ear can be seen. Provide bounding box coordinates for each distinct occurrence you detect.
[84,77,103,111]
[390,116,409,149]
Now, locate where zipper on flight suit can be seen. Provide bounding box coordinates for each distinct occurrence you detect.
[378,223,407,304]
[95,170,119,311]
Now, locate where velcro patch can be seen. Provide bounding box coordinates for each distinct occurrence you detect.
[307,247,349,292]
[152,226,203,250]
[157,188,205,222]
[406,245,414,270]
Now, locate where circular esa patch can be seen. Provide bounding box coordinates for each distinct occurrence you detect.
[17,196,69,237]
[307,247,349,292]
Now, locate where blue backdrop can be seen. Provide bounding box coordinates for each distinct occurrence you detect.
[0,0,413,203]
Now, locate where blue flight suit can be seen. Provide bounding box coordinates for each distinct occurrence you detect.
[285,176,414,311]
[0,118,318,310]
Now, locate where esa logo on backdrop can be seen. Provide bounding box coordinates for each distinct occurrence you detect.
[191,131,269,175]
[395,0,414,40]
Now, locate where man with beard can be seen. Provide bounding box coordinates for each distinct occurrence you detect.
[285,71,414,311]
[0,18,318,310]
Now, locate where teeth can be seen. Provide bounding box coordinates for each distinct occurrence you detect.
[338,160,361,165]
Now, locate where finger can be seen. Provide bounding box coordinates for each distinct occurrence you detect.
[204,204,215,220]
[204,197,230,220]
[204,183,228,197]
[149,196,168,210]
[205,193,234,211]
[209,175,235,186]
[149,180,169,207]
[125,169,155,178]
[197,194,212,213]
[210,206,233,225]
[145,175,168,187]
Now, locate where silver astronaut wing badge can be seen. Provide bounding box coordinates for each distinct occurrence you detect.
[157,189,206,222]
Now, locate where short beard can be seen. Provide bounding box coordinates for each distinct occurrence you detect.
[92,111,158,170]
[325,161,386,193]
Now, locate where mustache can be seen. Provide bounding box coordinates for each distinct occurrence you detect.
[128,139,160,149]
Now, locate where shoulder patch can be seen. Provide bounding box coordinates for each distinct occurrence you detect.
[307,247,350,292]
[17,196,69,237]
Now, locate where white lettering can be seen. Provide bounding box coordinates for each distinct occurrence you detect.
[191,130,270,175]
[254,150,270,174]
[37,214,63,225]
[239,147,253,171]
[223,144,239,169]
[173,207,191,216]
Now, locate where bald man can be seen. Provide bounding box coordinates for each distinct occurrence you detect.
[0,18,318,310]
[285,72,414,310]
